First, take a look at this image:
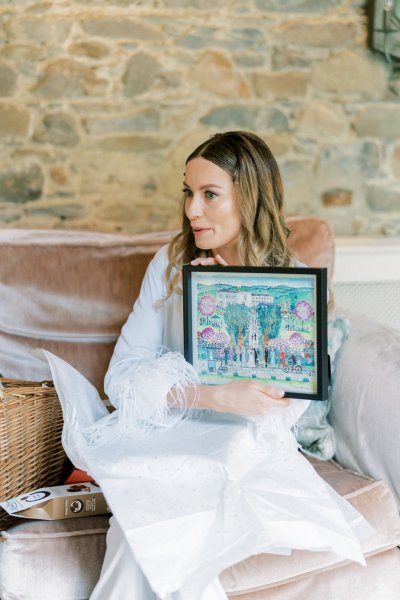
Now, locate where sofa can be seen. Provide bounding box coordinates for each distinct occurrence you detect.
[1,216,400,600]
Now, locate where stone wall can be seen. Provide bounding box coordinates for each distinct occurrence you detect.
[0,0,399,236]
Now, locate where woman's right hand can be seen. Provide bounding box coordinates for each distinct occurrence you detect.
[198,380,289,416]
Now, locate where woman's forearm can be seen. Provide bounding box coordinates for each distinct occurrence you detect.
[168,381,288,416]
[167,384,215,411]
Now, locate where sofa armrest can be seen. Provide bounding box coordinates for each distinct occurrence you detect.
[329,309,400,510]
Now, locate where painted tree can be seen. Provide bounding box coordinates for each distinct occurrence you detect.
[289,332,304,345]
[223,303,250,345]
[294,300,314,331]
[199,294,216,313]
[289,332,305,351]
[201,327,215,341]
[256,303,282,339]
[198,294,216,325]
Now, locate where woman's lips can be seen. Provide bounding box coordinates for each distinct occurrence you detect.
[192,228,211,235]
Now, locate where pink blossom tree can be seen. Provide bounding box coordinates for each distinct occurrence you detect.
[198,295,216,324]
[294,300,314,331]
[201,327,215,341]
[289,332,305,350]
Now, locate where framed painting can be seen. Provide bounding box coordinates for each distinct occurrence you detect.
[183,265,329,401]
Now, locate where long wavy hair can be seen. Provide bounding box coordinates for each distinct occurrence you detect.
[165,131,292,297]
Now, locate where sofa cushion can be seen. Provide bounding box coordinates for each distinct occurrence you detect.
[230,548,400,600]
[329,310,400,511]
[0,229,174,395]
[221,456,400,594]
[0,515,108,600]
[1,458,399,600]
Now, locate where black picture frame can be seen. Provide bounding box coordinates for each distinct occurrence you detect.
[183,265,329,401]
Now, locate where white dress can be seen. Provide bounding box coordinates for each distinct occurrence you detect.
[44,245,373,600]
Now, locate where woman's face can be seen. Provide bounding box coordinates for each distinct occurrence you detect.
[183,157,241,264]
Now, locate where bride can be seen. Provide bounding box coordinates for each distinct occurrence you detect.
[46,131,372,600]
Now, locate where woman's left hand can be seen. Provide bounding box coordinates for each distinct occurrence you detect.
[190,254,228,266]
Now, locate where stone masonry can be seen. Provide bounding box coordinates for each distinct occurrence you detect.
[0,0,399,236]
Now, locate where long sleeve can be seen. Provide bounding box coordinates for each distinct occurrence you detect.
[104,246,166,397]
[104,245,189,412]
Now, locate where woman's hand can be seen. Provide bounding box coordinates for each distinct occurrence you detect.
[190,254,228,267]
[197,380,289,416]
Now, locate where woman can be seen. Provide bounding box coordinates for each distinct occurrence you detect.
[104,131,293,419]
[48,132,370,600]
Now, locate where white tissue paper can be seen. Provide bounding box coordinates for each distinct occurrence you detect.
[44,350,373,600]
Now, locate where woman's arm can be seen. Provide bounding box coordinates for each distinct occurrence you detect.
[176,381,289,416]
[104,246,167,403]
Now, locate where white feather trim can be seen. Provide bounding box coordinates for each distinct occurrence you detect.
[87,352,200,444]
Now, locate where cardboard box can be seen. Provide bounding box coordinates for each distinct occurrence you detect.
[0,482,111,520]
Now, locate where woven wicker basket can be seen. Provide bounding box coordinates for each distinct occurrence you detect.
[0,378,67,531]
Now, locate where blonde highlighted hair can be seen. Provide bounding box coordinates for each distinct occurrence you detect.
[165,131,292,298]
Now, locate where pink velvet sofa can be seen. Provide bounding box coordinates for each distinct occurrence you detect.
[1,216,400,600]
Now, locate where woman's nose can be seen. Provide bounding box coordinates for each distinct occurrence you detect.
[185,195,203,220]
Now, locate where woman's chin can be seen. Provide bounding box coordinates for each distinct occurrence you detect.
[194,240,211,251]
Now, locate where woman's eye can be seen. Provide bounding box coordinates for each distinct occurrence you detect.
[182,187,192,198]
[205,191,217,200]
